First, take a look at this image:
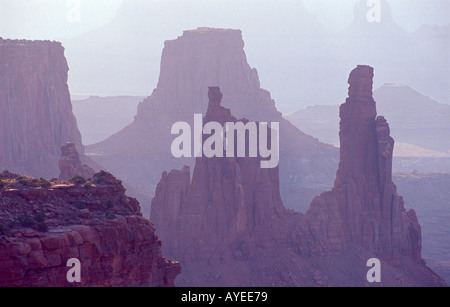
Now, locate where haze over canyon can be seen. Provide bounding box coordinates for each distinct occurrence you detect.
[0,0,448,287]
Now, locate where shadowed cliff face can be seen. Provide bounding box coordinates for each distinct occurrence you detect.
[332,65,421,261]
[0,39,83,179]
[151,87,284,259]
[151,71,446,287]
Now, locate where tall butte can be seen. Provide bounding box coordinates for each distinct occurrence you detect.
[0,39,83,178]
[151,68,446,287]
[151,87,285,260]
[317,65,421,261]
[87,28,338,215]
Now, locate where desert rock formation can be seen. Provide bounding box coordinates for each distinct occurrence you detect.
[0,39,83,179]
[0,171,180,287]
[151,70,446,287]
[311,65,421,261]
[87,28,339,214]
[58,143,96,181]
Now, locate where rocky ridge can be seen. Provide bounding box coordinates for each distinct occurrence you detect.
[150,68,446,287]
[0,170,180,287]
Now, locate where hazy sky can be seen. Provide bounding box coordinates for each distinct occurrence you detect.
[0,0,123,39]
[1,0,448,40]
[303,0,450,31]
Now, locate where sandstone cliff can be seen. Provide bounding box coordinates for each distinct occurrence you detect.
[0,170,180,287]
[309,66,421,261]
[151,87,285,259]
[151,71,446,287]
[59,142,95,181]
[87,28,339,215]
[0,38,83,179]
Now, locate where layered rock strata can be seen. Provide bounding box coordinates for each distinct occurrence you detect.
[0,171,180,287]
[0,38,83,179]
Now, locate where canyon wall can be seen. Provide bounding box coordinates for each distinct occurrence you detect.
[0,38,83,179]
[0,170,180,287]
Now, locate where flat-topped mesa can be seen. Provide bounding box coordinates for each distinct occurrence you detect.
[87,27,339,214]
[140,28,270,119]
[0,39,83,178]
[0,38,63,46]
